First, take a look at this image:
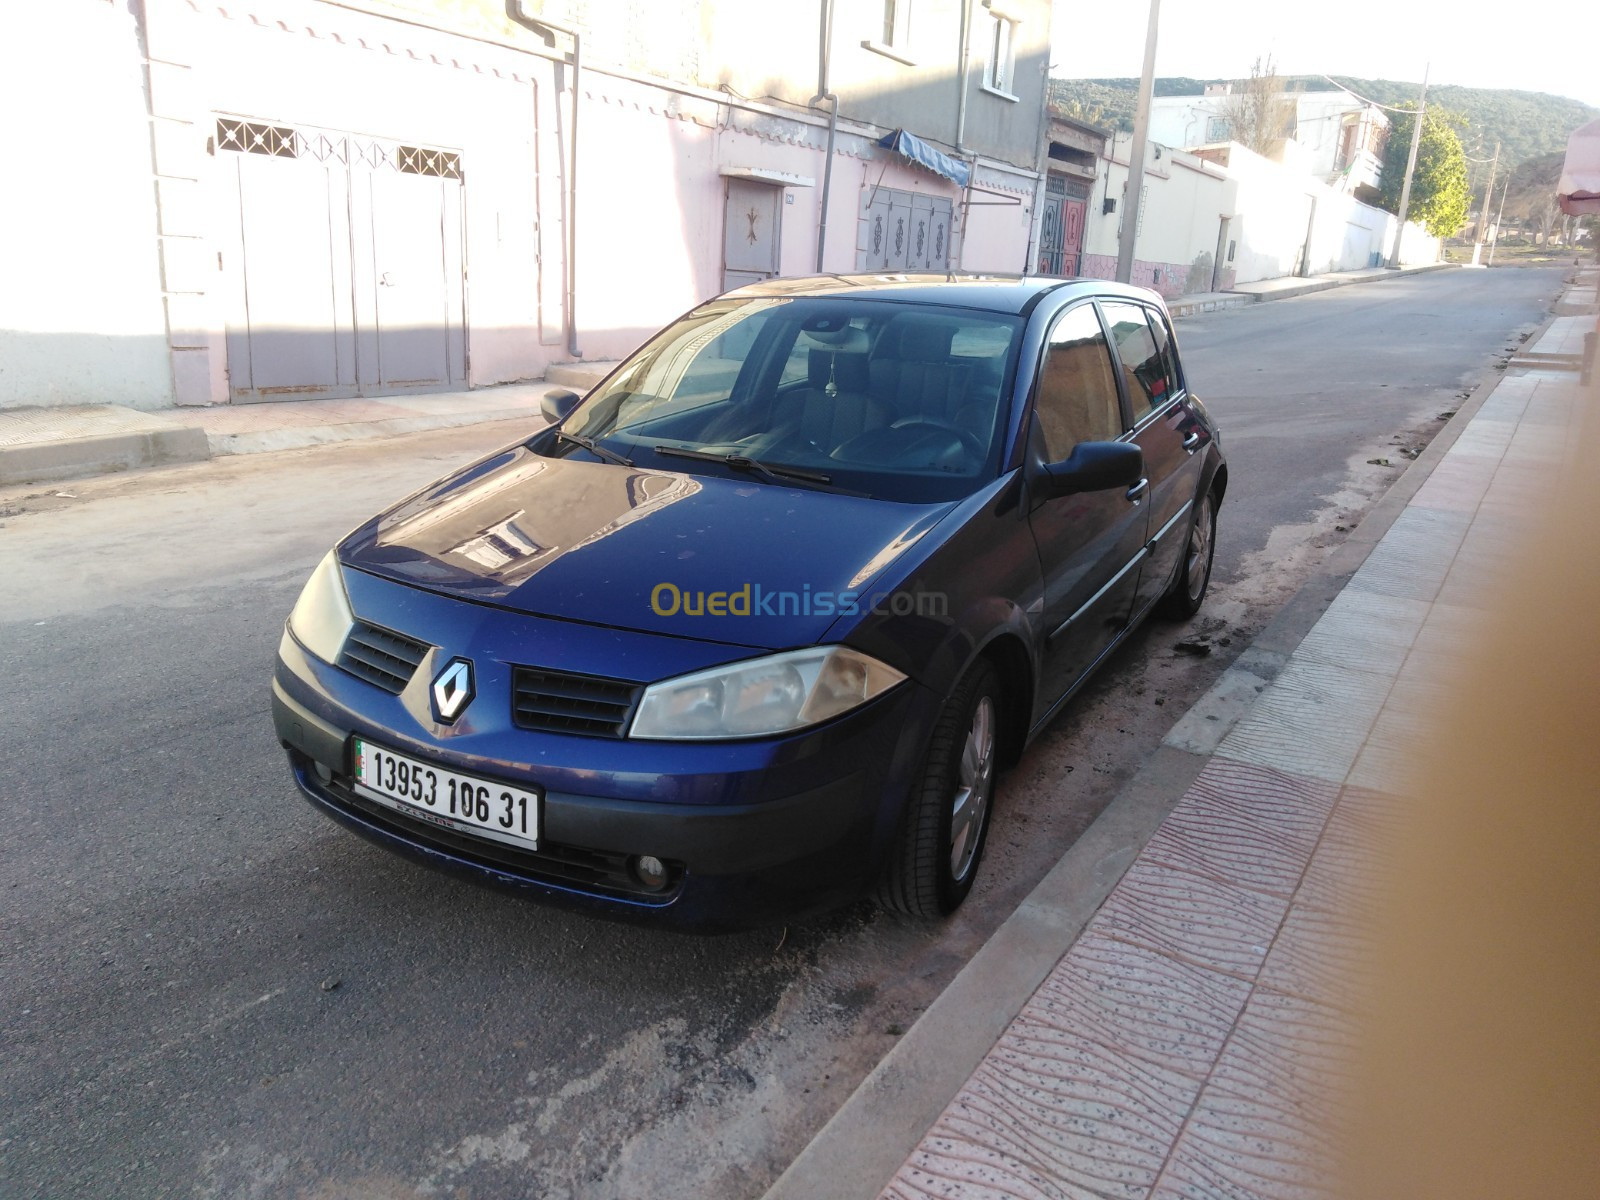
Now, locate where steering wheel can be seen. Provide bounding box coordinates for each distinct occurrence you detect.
[890,417,986,460]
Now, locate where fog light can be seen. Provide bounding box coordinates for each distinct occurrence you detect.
[631,855,670,891]
[314,761,334,784]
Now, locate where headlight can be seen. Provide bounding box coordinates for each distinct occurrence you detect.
[286,550,355,665]
[629,646,906,740]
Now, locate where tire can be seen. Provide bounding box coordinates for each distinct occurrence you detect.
[878,660,1001,918]
[1160,488,1217,619]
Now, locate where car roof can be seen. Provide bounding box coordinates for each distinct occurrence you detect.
[720,273,1166,316]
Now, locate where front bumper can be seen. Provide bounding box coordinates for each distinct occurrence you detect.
[272,606,937,928]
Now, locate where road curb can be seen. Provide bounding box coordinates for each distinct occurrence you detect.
[205,403,549,458]
[1167,294,1254,318]
[1226,261,1455,306]
[0,426,209,487]
[762,270,1542,1200]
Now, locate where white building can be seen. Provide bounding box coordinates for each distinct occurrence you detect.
[1,0,1054,413]
[1146,84,1389,195]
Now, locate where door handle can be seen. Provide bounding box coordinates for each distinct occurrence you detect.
[1182,431,1201,453]
[1126,477,1149,504]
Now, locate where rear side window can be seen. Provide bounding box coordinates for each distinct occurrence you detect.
[1100,300,1171,425]
[1033,304,1124,461]
[1146,308,1181,398]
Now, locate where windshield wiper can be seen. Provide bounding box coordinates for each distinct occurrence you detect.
[556,430,633,467]
[652,445,853,492]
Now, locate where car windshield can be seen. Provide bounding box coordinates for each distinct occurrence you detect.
[554,295,1024,503]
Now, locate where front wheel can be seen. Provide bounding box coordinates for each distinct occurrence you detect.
[878,660,1001,918]
[1160,489,1217,619]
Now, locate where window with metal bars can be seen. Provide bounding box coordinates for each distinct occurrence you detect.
[397,146,462,180]
[216,118,297,158]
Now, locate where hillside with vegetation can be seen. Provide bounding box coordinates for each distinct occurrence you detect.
[1049,76,1598,178]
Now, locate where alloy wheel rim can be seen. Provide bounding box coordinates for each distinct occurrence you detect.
[1187,501,1213,602]
[949,696,996,881]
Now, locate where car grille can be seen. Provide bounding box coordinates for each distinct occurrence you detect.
[511,667,643,738]
[337,620,431,694]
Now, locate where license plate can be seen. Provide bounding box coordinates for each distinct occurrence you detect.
[352,738,540,851]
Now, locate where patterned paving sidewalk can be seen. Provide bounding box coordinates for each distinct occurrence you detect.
[877,343,1586,1198]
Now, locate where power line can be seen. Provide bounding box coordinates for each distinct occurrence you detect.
[1319,75,1420,114]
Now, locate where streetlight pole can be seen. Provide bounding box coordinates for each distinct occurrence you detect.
[1116,0,1160,284]
[1387,63,1428,269]
[1472,141,1499,265]
[1487,174,1512,265]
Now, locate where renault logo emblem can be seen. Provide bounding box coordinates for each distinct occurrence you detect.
[430,657,476,724]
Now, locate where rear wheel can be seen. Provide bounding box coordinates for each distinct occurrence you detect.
[1160,489,1216,619]
[879,660,1000,918]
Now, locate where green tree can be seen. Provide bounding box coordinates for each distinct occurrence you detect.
[1377,104,1472,237]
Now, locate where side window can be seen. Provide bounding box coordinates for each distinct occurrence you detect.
[1034,304,1124,462]
[1145,307,1182,399]
[1101,301,1170,425]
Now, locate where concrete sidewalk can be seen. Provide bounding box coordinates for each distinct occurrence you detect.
[0,361,617,488]
[1223,261,1451,304]
[0,264,1456,488]
[764,285,1591,1199]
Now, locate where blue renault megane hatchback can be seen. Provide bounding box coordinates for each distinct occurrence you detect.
[272,275,1225,927]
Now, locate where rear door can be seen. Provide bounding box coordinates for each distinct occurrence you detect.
[1099,301,1206,617]
[1027,302,1150,710]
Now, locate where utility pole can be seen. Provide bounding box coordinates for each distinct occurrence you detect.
[1387,64,1428,268]
[1472,141,1499,265]
[1116,0,1160,284]
[1487,174,1512,265]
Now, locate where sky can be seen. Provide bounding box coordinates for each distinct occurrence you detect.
[1049,0,1600,110]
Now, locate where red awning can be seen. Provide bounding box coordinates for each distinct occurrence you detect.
[1558,118,1600,216]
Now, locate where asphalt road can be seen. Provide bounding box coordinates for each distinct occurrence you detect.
[0,266,1564,1199]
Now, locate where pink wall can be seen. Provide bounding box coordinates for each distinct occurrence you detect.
[1079,253,1235,298]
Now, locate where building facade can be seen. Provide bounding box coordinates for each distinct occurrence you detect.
[1146,84,1389,195]
[1031,105,1436,300]
[3,0,1053,412]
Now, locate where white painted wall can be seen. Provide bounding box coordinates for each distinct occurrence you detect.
[1081,137,1237,295]
[0,2,174,410]
[149,0,549,398]
[4,0,1046,412]
[1219,142,1437,282]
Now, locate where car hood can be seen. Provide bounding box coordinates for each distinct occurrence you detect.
[342,446,955,649]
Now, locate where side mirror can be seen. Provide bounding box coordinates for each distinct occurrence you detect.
[541,387,582,423]
[1042,441,1143,498]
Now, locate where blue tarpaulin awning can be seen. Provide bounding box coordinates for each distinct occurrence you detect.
[876,129,971,189]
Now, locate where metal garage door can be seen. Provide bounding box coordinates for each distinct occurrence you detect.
[859,186,953,272]
[218,118,466,403]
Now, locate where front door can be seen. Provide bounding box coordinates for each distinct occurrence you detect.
[1038,176,1087,277]
[1038,175,1065,275]
[723,179,782,291]
[1027,302,1149,711]
[1061,196,1087,276]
